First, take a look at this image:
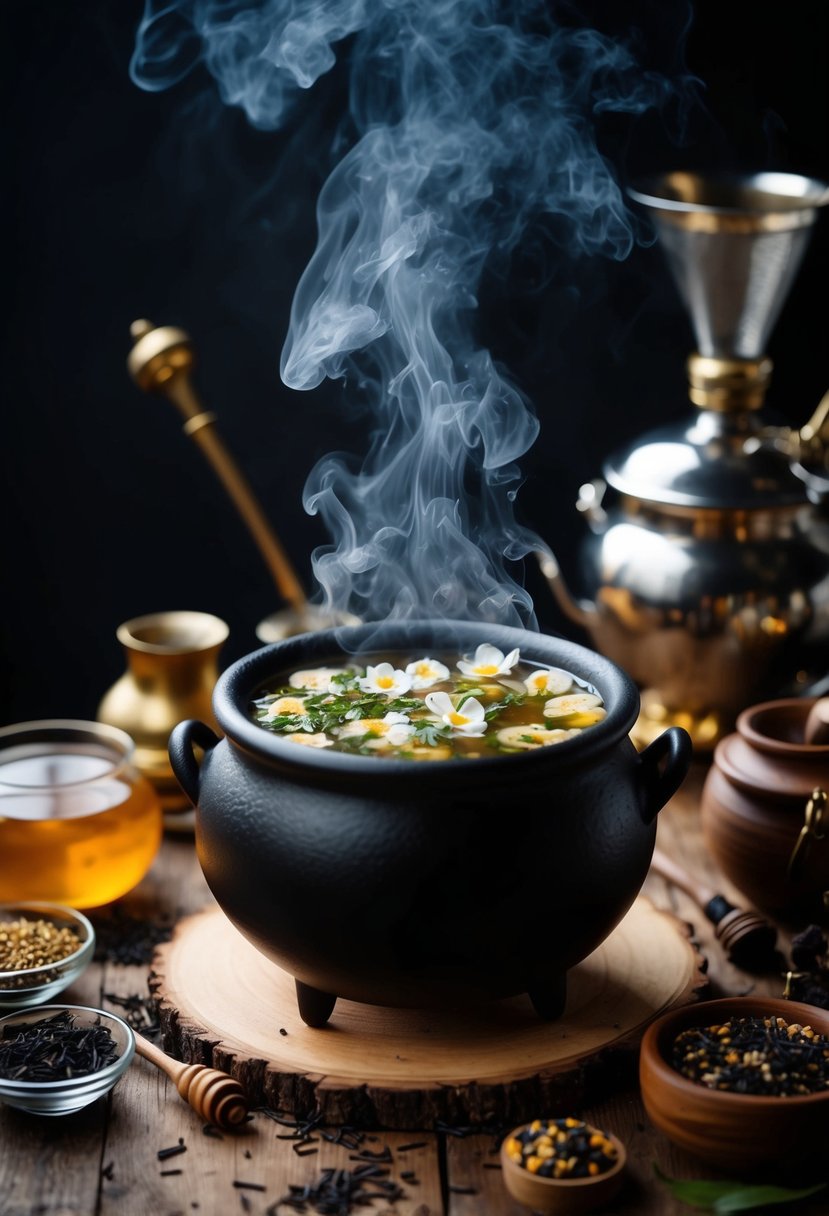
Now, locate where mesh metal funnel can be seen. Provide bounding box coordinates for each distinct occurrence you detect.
[629,172,829,359]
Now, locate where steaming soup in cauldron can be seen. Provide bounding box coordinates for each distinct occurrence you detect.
[251,642,605,760]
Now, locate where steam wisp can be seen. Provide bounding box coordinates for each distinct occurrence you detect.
[132,0,683,628]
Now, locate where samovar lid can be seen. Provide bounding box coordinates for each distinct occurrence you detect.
[604,409,809,510]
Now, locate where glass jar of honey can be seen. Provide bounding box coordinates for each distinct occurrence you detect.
[0,721,162,908]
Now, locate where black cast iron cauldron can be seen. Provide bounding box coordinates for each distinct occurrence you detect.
[169,620,691,1027]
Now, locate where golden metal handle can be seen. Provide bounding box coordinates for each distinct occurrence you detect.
[787,787,828,883]
[127,319,307,614]
[800,387,829,447]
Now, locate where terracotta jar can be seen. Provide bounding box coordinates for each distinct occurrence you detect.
[701,698,829,918]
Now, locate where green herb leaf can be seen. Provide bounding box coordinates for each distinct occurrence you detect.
[715,1185,828,1214]
[412,721,448,747]
[484,691,525,719]
[329,671,359,689]
[654,1165,827,1212]
[456,691,480,709]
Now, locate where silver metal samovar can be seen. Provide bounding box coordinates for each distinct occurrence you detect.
[540,172,829,749]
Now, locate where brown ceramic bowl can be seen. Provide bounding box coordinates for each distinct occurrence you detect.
[640,997,829,1174]
[500,1122,626,1214]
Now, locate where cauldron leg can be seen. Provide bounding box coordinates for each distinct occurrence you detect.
[527,972,567,1021]
[295,980,337,1027]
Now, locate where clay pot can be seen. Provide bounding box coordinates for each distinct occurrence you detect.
[168,620,691,1026]
[640,996,829,1174]
[701,698,829,918]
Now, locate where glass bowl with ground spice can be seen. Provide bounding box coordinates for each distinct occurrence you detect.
[0,1004,134,1115]
[500,1117,626,1214]
[640,996,829,1175]
[0,904,95,1009]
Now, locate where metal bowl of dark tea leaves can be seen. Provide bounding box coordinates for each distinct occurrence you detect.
[0,1004,135,1115]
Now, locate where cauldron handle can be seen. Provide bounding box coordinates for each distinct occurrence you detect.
[638,726,693,824]
[169,719,220,807]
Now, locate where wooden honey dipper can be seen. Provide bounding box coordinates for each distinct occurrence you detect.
[134,1032,249,1130]
[650,848,778,970]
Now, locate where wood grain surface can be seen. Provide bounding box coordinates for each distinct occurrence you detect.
[2,762,827,1216]
[151,896,704,1126]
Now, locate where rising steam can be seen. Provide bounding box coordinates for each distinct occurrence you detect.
[132,0,683,627]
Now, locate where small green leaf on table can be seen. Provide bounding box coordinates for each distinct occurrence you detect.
[654,1165,827,1213]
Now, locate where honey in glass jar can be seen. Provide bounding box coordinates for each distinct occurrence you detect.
[0,720,162,908]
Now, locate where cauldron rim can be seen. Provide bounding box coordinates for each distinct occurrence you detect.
[211,620,639,780]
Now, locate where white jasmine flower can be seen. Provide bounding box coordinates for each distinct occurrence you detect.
[425,691,487,736]
[405,657,451,689]
[339,712,415,747]
[359,663,413,697]
[457,643,520,678]
[289,667,348,692]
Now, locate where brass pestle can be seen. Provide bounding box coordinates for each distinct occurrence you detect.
[133,1030,249,1130]
[127,319,357,641]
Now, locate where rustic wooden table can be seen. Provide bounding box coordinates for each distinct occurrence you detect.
[2,763,825,1216]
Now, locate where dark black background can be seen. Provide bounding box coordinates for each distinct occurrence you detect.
[2,0,828,723]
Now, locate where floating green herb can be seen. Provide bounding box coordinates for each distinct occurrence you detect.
[412,721,449,747]
[251,645,606,761]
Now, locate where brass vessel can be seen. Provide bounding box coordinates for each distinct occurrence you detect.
[97,611,228,815]
[540,172,829,749]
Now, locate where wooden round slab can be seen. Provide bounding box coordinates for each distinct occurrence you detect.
[151,897,705,1128]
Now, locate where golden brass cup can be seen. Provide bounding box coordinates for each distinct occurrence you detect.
[97,611,228,820]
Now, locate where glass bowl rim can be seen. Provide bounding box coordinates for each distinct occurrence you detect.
[0,903,95,983]
[0,1003,135,1091]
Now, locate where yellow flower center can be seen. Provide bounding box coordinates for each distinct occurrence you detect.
[416,663,432,676]
[377,676,395,689]
[475,664,499,675]
[448,711,469,726]
[271,697,306,715]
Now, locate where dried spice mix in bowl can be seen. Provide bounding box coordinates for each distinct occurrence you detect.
[0,917,81,971]
[500,1118,626,1214]
[0,904,95,1009]
[640,997,829,1173]
[503,1117,620,1178]
[672,1015,829,1096]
